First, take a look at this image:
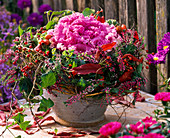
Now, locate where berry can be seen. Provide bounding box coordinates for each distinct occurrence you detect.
[35,59,38,63]
[13,61,16,65]
[46,51,50,56]
[23,72,28,77]
[146,50,149,53]
[29,45,33,48]
[23,47,26,51]
[24,42,28,45]
[28,49,31,52]
[44,40,50,45]
[146,66,149,69]
[69,64,72,67]
[26,54,30,58]
[18,47,22,50]
[43,53,46,56]
[39,50,43,53]
[106,56,110,59]
[29,62,33,66]
[68,75,71,79]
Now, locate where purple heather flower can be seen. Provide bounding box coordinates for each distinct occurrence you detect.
[27,13,43,27]
[17,0,32,10]
[10,13,22,24]
[38,4,53,14]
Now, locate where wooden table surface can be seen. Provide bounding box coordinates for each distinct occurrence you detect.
[0,91,163,138]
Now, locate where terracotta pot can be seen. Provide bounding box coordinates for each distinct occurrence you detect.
[43,89,108,127]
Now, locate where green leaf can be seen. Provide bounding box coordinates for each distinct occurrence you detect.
[78,77,86,88]
[37,84,43,96]
[82,8,95,16]
[18,25,24,36]
[51,11,64,16]
[12,113,26,123]
[54,128,58,135]
[19,121,31,131]
[148,123,161,129]
[137,64,143,74]
[15,136,22,138]
[19,77,33,94]
[46,21,54,30]
[41,71,56,88]
[150,129,162,133]
[72,61,77,68]
[38,97,54,112]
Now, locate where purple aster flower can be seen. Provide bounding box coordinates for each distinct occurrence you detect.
[27,13,43,27]
[38,4,53,14]
[10,13,22,24]
[17,0,32,10]
[157,32,170,54]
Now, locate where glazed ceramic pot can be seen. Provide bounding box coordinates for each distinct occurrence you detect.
[43,89,108,127]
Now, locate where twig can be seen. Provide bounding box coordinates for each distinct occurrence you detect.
[0,81,18,137]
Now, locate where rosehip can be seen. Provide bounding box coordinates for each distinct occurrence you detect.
[44,40,50,45]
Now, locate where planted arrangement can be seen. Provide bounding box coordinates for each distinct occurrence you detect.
[0,8,149,132]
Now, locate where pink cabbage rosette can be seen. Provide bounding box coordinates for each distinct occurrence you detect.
[47,12,121,53]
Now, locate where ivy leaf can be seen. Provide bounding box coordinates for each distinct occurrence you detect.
[18,25,24,36]
[19,121,31,131]
[38,97,54,112]
[19,77,33,94]
[41,71,56,88]
[82,8,95,16]
[12,113,26,123]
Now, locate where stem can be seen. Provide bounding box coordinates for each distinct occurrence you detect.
[0,81,18,137]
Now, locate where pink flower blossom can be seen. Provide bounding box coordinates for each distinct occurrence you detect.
[118,136,136,138]
[99,122,121,136]
[155,92,170,102]
[129,116,158,134]
[143,133,165,138]
[48,12,121,53]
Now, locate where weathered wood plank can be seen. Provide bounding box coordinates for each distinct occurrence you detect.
[119,0,136,28]
[156,0,168,92]
[136,0,157,94]
[77,0,85,12]
[104,0,118,20]
[85,0,91,8]
[53,0,62,11]
[65,0,73,10]
[32,0,39,13]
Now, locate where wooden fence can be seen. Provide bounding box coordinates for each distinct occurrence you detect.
[2,0,170,94]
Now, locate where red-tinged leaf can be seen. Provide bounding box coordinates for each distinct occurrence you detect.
[35,108,51,117]
[133,92,145,102]
[25,128,40,135]
[101,42,116,51]
[97,135,109,138]
[95,49,101,61]
[122,54,142,63]
[112,96,134,108]
[70,63,103,75]
[119,71,133,83]
[34,116,56,126]
[0,100,18,112]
